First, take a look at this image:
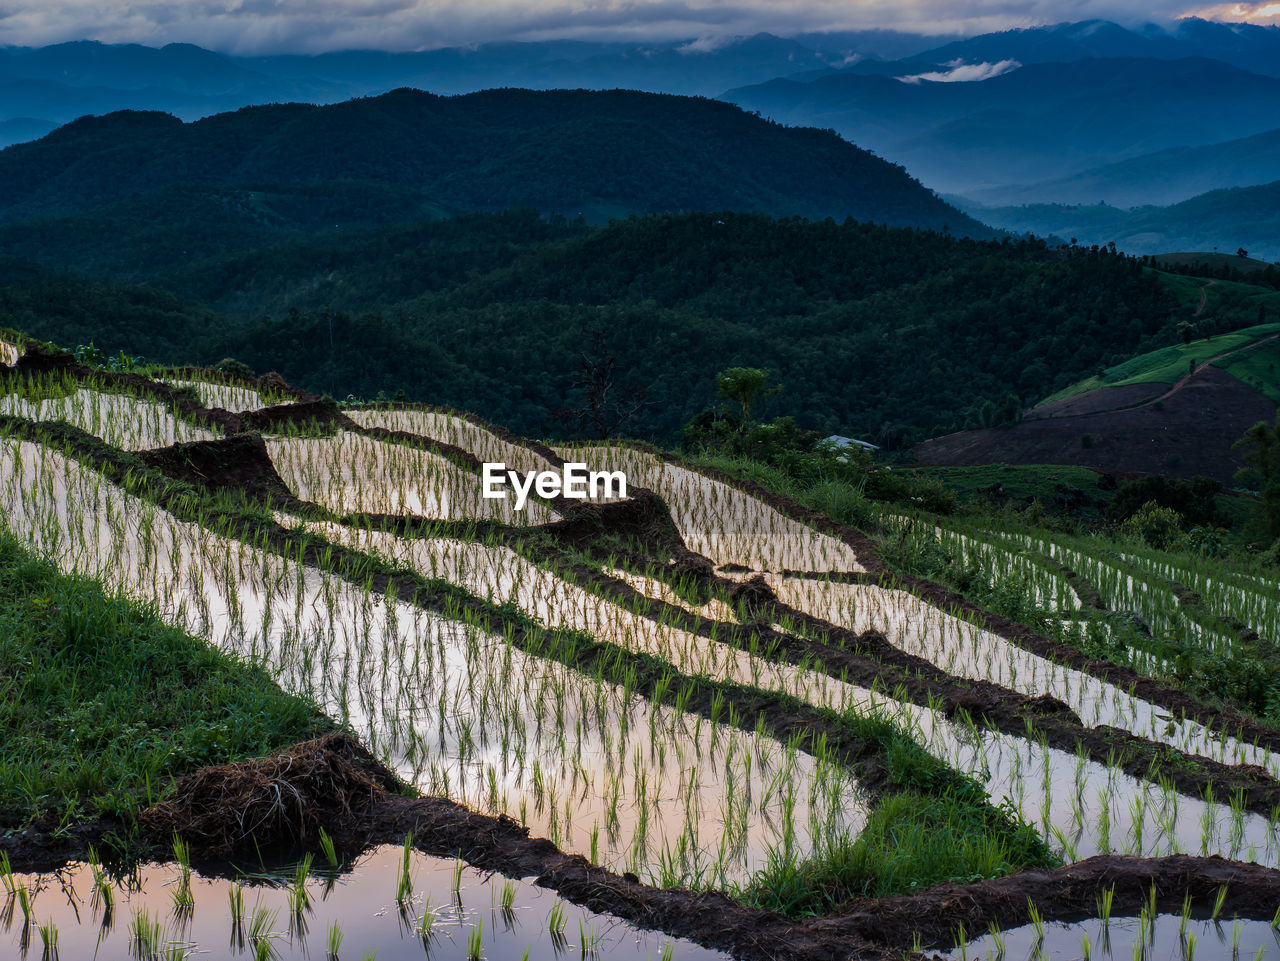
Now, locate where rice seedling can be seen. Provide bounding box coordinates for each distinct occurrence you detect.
[228,882,245,928]
[394,835,413,903]
[1213,885,1229,922]
[549,901,567,935]
[327,921,343,958]
[37,919,58,958]
[579,918,603,959]
[318,828,339,869]
[0,852,14,897]
[16,884,32,924]
[1098,885,1115,925]
[467,919,484,960]
[169,836,195,914]
[247,906,277,947]
[417,899,437,941]
[451,858,464,900]
[1027,898,1045,944]
[129,908,163,959]
[288,853,313,913]
[985,920,1005,958]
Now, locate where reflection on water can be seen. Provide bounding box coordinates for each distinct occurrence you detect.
[1,845,725,960]
[948,912,1280,961]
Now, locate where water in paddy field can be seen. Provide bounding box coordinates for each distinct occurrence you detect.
[946,913,1280,960]
[2,845,724,960]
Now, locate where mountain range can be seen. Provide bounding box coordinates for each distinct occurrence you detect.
[724,56,1280,197]
[3,18,1280,254]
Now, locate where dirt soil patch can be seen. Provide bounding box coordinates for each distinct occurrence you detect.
[1029,383,1166,418]
[141,433,298,504]
[912,367,1275,484]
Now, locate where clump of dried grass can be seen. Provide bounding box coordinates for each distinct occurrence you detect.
[140,733,396,855]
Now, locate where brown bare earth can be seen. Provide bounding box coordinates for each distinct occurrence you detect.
[1029,383,1165,418]
[913,366,1276,482]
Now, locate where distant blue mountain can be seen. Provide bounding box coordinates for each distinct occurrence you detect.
[967,127,1280,207]
[725,57,1280,196]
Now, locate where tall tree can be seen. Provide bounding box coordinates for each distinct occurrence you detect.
[1235,413,1280,537]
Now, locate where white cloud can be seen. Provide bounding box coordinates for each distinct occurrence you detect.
[0,0,1269,54]
[897,58,1022,83]
[676,33,739,53]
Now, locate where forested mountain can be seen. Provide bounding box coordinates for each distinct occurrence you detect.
[2,212,1194,446]
[0,88,985,233]
[965,180,1280,263]
[725,57,1280,196]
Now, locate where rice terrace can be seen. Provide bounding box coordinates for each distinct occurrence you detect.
[0,318,1278,961]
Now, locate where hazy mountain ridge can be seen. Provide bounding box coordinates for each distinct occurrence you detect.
[724,57,1280,196]
[0,34,875,146]
[855,17,1280,77]
[964,180,1280,263]
[967,128,1280,208]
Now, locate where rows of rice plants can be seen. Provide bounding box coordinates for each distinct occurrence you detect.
[1115,543,1280,643]
[7,378,1280,959]
[0,374,216,450]
[160,376,283,413]
[267,432,555,524]
[349,407,557,479]
[556,444,866,573]
[0,435,867,890]
[766,574,1280,770]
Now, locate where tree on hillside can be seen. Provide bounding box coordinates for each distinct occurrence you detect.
[717,367,780,431]
[553,328,650,440]
[1234,413,1280,538]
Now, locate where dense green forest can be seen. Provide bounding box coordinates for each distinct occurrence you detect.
[3,210,1211,445]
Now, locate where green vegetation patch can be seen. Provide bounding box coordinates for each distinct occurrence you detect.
[0,532,333,839]
[735,710,1055,915]
[1214,336,1280,405]
[901,464,1105,508]
[1040,321,1280,405]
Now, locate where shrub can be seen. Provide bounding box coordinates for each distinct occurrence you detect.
[1121,501,1184,551]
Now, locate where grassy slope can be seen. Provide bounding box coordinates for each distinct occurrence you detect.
[1038,319,1280,406]
[0,531,334,840]
[1216,341,1280,404]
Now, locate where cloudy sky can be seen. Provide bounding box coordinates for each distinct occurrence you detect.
[0,0,1276,53]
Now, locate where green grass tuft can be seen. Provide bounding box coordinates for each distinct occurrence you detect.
[0,531,333,840]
